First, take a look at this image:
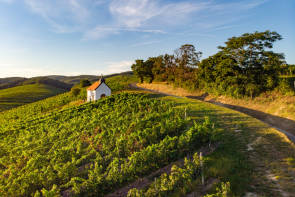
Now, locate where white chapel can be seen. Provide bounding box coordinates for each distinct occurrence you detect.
[87,77,111,102]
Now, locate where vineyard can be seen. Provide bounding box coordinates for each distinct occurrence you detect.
[0,91,220,196]
[1,74,294,196]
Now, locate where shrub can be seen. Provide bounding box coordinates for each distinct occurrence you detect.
[71,87,81,97]
[80,79,91,87]
[276,78,295,95]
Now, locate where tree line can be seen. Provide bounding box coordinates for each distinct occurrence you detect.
[132,30,294,98]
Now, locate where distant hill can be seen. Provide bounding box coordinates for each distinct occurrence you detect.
[0,83,67,112]
[22,77,71,90]
[0,71,133,90]
[0,77,27,89]
[0,76,71,90]
[47,71,133,85]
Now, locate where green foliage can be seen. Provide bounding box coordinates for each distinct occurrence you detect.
[71,87,81,97]
[127,152,203,197]
[279,64,295,76]
[80,79,91,87]
[204,182,231,197]
[276,78,295,95]
[0,91,218,196]
[198,30,285,98]
[131,59,154,83]
[131,44,201,87]
[133,31,286,98]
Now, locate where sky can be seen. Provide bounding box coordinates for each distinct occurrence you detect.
[0,0,294,78]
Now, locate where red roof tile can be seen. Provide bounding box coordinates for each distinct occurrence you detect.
[87,80,102,91]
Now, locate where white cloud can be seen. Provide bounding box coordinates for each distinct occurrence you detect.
[5,0,268,39]
[83,26,121,40]
[23,0,90,33]
[109,0,207,28]
[102,60,133,74]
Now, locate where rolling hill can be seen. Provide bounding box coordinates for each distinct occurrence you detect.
[47,71,133,85]
[0,71,133,90]
[0,77,27,90]
[0,83,67,112]
[0,74,294,196]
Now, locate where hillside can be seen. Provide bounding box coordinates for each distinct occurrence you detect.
[22,77,72,90]
[0,71,133,91]
[0,77,27,90]
[0,84,67,112]
[0,74,294,196]
[47,71,133,85]
[0,76,73,112]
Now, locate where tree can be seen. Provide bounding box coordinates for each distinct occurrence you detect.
[145,58,155,83]
[131,59,154,83]
[80,79,91,87]
[131,60,145,83]
[198,30,285,97]
[71,87,81,97]
[174,44,202,68]
[150,56,166,81]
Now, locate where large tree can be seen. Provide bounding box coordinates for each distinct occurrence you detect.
[174,44,202,68]
[131,60,146,83]
[198,30,285,97]
[131,59,154,83]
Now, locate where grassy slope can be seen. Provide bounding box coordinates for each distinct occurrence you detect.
[0,75,294,196]
[0,84,66,112]
[163,96,295,196]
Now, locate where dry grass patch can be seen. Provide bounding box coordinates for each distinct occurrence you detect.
[137,82,201,97]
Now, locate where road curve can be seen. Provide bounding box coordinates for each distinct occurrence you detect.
[130,83,295,144]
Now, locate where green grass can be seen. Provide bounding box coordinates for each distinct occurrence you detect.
[160,96,295,196]
[0,83,66,112]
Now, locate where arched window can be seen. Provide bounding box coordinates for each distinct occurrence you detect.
[100,94,106,98]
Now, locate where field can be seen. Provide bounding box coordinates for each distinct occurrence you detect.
[0,84,66,112]
[0,75,294,196]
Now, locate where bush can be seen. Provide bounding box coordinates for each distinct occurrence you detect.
[276,78,295,95]
[80,79,91,87]
[71,87,81,97]
[204,182,231,197]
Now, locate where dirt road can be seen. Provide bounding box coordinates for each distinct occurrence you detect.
[130,83,295,143]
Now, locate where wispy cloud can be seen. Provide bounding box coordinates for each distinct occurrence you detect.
[23,0,91,33]
[109,0,208,28]
[6,0,268,39]
[131,40,162,47]
[83,26,165,40]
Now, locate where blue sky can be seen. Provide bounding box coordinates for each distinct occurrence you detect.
[0,0,294,78]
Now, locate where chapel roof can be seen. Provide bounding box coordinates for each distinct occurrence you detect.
[87,77,109,91]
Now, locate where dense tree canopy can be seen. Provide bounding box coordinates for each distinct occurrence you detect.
[131,31,288,98]
[198,31,285,97]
